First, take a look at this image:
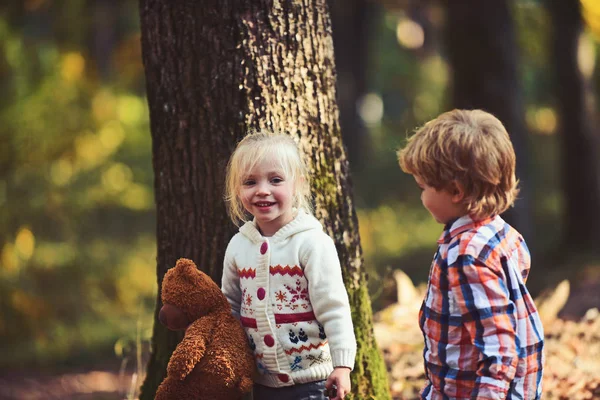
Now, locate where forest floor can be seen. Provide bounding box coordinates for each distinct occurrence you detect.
[0,364,136,400]
[1,271,599,400]
[376,269,600,400]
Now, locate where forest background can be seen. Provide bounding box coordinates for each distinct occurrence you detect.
[1,0,600,398]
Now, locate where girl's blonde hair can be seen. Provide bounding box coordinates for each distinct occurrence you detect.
[397,109,519,220]
[225,131,312,226]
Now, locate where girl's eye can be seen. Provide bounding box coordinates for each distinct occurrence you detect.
[271,177,283,184]
[243,179,255,186]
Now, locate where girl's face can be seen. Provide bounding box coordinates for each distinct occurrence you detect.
[239,157,295,237]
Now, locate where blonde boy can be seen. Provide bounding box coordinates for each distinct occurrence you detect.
[398,109,544,399]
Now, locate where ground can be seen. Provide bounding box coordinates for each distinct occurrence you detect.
[0,364,135,400]
[1,274,599,400]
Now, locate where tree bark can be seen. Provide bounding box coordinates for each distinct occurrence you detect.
[138,1,242,396]
[138,1,390,399]
[443,0,532,239]
[546,0,600,252]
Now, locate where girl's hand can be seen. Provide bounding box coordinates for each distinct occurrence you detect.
[325,366,351,399]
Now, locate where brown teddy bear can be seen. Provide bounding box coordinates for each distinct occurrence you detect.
[155,258,255,400]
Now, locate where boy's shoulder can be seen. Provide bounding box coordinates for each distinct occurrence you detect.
[445,215,525,265]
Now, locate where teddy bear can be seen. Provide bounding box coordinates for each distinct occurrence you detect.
[155,258,255,400]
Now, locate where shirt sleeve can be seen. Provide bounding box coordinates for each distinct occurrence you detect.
[221,239,241,320]
[449,255,519,398]
[301,233,356,370]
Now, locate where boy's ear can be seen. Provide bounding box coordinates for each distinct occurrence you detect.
[450,181,465,203]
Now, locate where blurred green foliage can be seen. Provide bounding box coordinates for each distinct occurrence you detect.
[0,2,155,369]
[0,0,599,369]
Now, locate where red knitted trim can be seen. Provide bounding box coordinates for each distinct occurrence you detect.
[285,341,328,355]
[274,311,316,324]
[269,265,304,276]
[237,268,256,279]
[240,311,316,328]
[240,316,257,328]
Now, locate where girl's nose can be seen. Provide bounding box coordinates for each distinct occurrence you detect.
[256,182,270,195]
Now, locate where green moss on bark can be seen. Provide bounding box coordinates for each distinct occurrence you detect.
[348,283,391,399]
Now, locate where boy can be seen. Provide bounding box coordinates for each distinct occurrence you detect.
[397,109,544,399]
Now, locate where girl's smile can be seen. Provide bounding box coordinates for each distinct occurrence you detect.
[254,201,275,208]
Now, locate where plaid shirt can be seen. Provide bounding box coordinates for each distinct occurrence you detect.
[419,215,544,400]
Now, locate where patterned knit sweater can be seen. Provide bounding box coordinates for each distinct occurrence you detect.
[221,210,356,388]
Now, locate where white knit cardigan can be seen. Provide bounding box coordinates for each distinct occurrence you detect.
[221,210,356,388]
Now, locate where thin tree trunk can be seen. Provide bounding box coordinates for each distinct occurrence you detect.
[443,0,532,239]
[90,0,119,80]
[138,1,390,398]
[329,0,378,170]
[547,0,600,252]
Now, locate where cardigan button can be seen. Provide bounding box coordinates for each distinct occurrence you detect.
[278,374,289,383]
[264,334,275,347]
[257,287,266,300]
[260,242,268,254]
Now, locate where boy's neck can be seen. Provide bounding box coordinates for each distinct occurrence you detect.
[443,216,461,231]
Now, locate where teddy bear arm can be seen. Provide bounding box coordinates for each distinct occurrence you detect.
[166,329,208,380]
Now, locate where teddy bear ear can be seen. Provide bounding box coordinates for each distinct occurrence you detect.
[175,258,197,274]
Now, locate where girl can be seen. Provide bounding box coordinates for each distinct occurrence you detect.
[221,132,356,400]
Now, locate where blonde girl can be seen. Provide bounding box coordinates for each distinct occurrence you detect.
[221,132,356,400]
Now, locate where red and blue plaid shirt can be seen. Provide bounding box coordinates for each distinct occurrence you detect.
[419,215,544,400]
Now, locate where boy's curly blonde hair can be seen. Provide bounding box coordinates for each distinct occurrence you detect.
[224,131,312,226]
[397,109,519,220]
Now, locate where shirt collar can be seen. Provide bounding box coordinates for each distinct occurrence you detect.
[437,214,496,244]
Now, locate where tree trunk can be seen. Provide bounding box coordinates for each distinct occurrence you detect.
[329,0,378,170]
[547,0,600,252]
[138,1,390,399]
[90,0,119,80]
[443,0,532,239]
